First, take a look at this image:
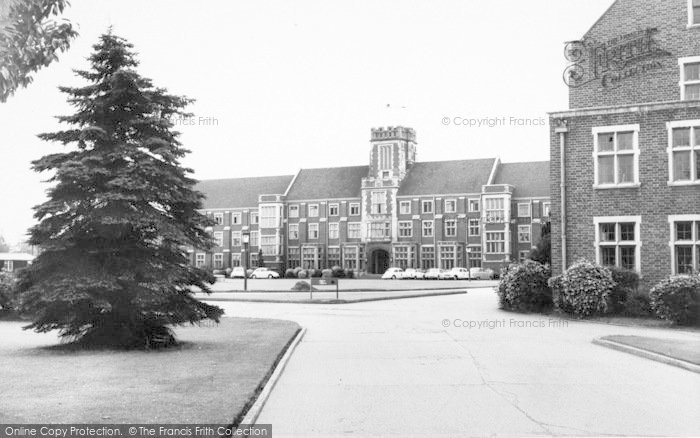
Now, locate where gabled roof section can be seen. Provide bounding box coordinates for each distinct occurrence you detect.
[398,158,496,196]
[196,175,295,209]
[582,0,619,39]
[286,165,369,200]
[493,161,550,198]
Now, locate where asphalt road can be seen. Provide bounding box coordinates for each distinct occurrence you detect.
[213,288,700,438]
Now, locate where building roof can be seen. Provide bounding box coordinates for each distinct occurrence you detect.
[0,253,34,261]
[195,175,295,209]
[397,158,496,196]
[493,161,550,198]
[286,166,369,200]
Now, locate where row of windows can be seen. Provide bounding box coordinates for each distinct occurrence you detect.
[289,203,360,218]
[211,211,258,226]
[392,245,484,270]
[288,245,366,270]
[593,121,700,187]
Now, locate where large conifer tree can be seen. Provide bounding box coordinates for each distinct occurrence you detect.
[17,31,223,349]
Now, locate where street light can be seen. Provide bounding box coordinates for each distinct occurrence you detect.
[242,231,250,292]
[466,247,472,281]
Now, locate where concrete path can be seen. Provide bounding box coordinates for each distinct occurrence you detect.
[213,288,700,437]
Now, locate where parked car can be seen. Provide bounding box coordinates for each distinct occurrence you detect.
[424,268,443,280]
[402,268,425,279]
[442,267,471,280]
[251,267,280,279]
[381,267,404,279]
[230,266,247,278]
[469,267,496,280]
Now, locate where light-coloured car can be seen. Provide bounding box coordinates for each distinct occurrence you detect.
[251,267,280,279]
[230,266,247,278]
[469,267,496,280]
[402,268,425,279]
[424,268,443,280]
[381,267,404,279]
[442,267,471,280]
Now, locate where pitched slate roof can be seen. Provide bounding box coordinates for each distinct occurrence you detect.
[195,175,294,209]
[397,158,496,196]
[286,166,369,200]
[493,161,550,198]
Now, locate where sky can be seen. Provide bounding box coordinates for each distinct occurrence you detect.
[0,0,614,245]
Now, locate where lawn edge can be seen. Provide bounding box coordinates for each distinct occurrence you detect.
[234,326,306,427]
[592,337,700,374]
[203,290,467,305]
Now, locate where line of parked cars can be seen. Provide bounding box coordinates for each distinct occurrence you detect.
[381,267,496,280]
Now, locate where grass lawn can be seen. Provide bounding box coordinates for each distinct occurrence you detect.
[601,335,700,365]
[0,317,300,423]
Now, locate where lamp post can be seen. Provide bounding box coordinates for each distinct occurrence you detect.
[242,231,250,292]
[466,247,472,281]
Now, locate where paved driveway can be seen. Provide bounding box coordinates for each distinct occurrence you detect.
[213,288,700,437]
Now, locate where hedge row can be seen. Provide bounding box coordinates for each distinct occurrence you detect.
[285,266,354,279]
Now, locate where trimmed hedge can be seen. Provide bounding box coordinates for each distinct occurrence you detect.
[649,275,700,326]
[285,269,297,278]
[608,267,639,313]
[297,269,308,279]
[497,261,552,312]
[549,259,614,317]
[622,291,653,317]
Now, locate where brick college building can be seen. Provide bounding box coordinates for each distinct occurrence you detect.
[191,126,550,274]
[550,0,700,286]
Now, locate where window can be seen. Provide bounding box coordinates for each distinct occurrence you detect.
[213,213,223,225]
[369,222,390,239]
[213,253,224,269]
[231,231,241,246]
[260,205,282,228]
[381,170,391,179]
[398,221,413,237]
[519,251,530,263]
[308,204,319,217]
[468,199,480,212]
[302,247,318,269]
[517,203,531,218]
[668,121,700,184]
[308,223,319,239]
[422,200,433,214]
[680,56,700,100]
[379,144,392,170]
[328,247,341,267]
[593,125,639,187]
[467,246,482,268]
[692,0,700,25]
[232,212,241,224]
[595,217,641,271]
[329,204,339,216]
[669,216,700,274]
[3,260,13,271]
[261,235,279,255]
[484,198,506,223]
[393,246,411,269]
[213,231,223,247]
[289,205,299,218]
[468,219,480,236]
[348,223,361,239]
[250,231,259,247]
[250,212,259,224]
[231,253,241,267]
[371,192,387,214]
[349,203,360,216]
[329,222,339,239]
[288,223,299,240]
[421,246,435,269]
[439,246,456,270]
[518,225,531,243]
[399,201,411,215]
[444,199,456,213]
[250,252,259,267]
[486,232,505,254]
[422,220,434,237]
[195,253,205,268]
[287,247,300,269]
[542,202,551,217]
[343,246,359,269]
[444,219,456,237]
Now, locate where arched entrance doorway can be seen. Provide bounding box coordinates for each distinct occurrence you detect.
[370,249,390,274]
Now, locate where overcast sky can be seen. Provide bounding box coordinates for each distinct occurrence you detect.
[0,0,614,245]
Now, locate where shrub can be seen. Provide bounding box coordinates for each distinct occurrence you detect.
[297,269,308,279]
[212,269,224,276]
[497,260,552,312]
[331,265,345,278]
[310,269,322,278]
[556,259,614,317]
[291,281,314,292]
[285,269,297,278]
[224,267,233,278]
[608,267,639,314]
[622,291,653,318]
[321,269,333,278]
[649,275,700,325]
[0,272,17,310]
[344,269,354,279]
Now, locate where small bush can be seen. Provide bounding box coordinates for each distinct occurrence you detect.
[649,275,700,325]
[556,259,614,317]
[622,291,653,318]
[331,266,345,278]
[0,272,16,310]
[297,269,308,279]
[608,267,639,314]
[344,269,354,279]
[285,269,297,278]
[310,269,322,278]
[224,267,233,278]
[291,281,314,292]
[321,269,333,278]
[497,260,552,312]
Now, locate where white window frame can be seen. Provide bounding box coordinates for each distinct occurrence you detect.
[213,231,224,247]
[195,253,206,268]
[517,202,531,218]
[542,202,551,217]
[468,218,480,237]
[668,214,700,274]
[349,203,360,216]
[289,205,299,218]
[371,191,387,215]
[444,219,457,237]
[251,212,259,224]
[444,199,457,213]
[213,253,224,269]
[398,221,413,238]
[308,223,319,239]
[594,216,642,272]
[483,196,507,223]
[468,199,480,212]
[399,201,411,215]
[232,212,241,224]
[679,56,700,100]
[422,220,434,237]
[213,212,224,225]
[347,222,361,239]
[260,205,282,228]
[308,204,319,218]
[250,231,259,247]
[517,225,531,243]
[485,232,506,254]
[328,222,339,239]
[690,0,700,26]
[329,203,339,216]
[667,120,700,185]
[592,124,640,188]
[3,260,13,271]
[231,231,241,246]
[288,223,299,240]
[422,200,434,214]
[379,144,392,170]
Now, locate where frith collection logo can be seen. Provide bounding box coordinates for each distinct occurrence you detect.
[563,27,673,89]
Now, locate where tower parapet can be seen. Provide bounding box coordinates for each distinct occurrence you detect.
[371,126,416,142]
